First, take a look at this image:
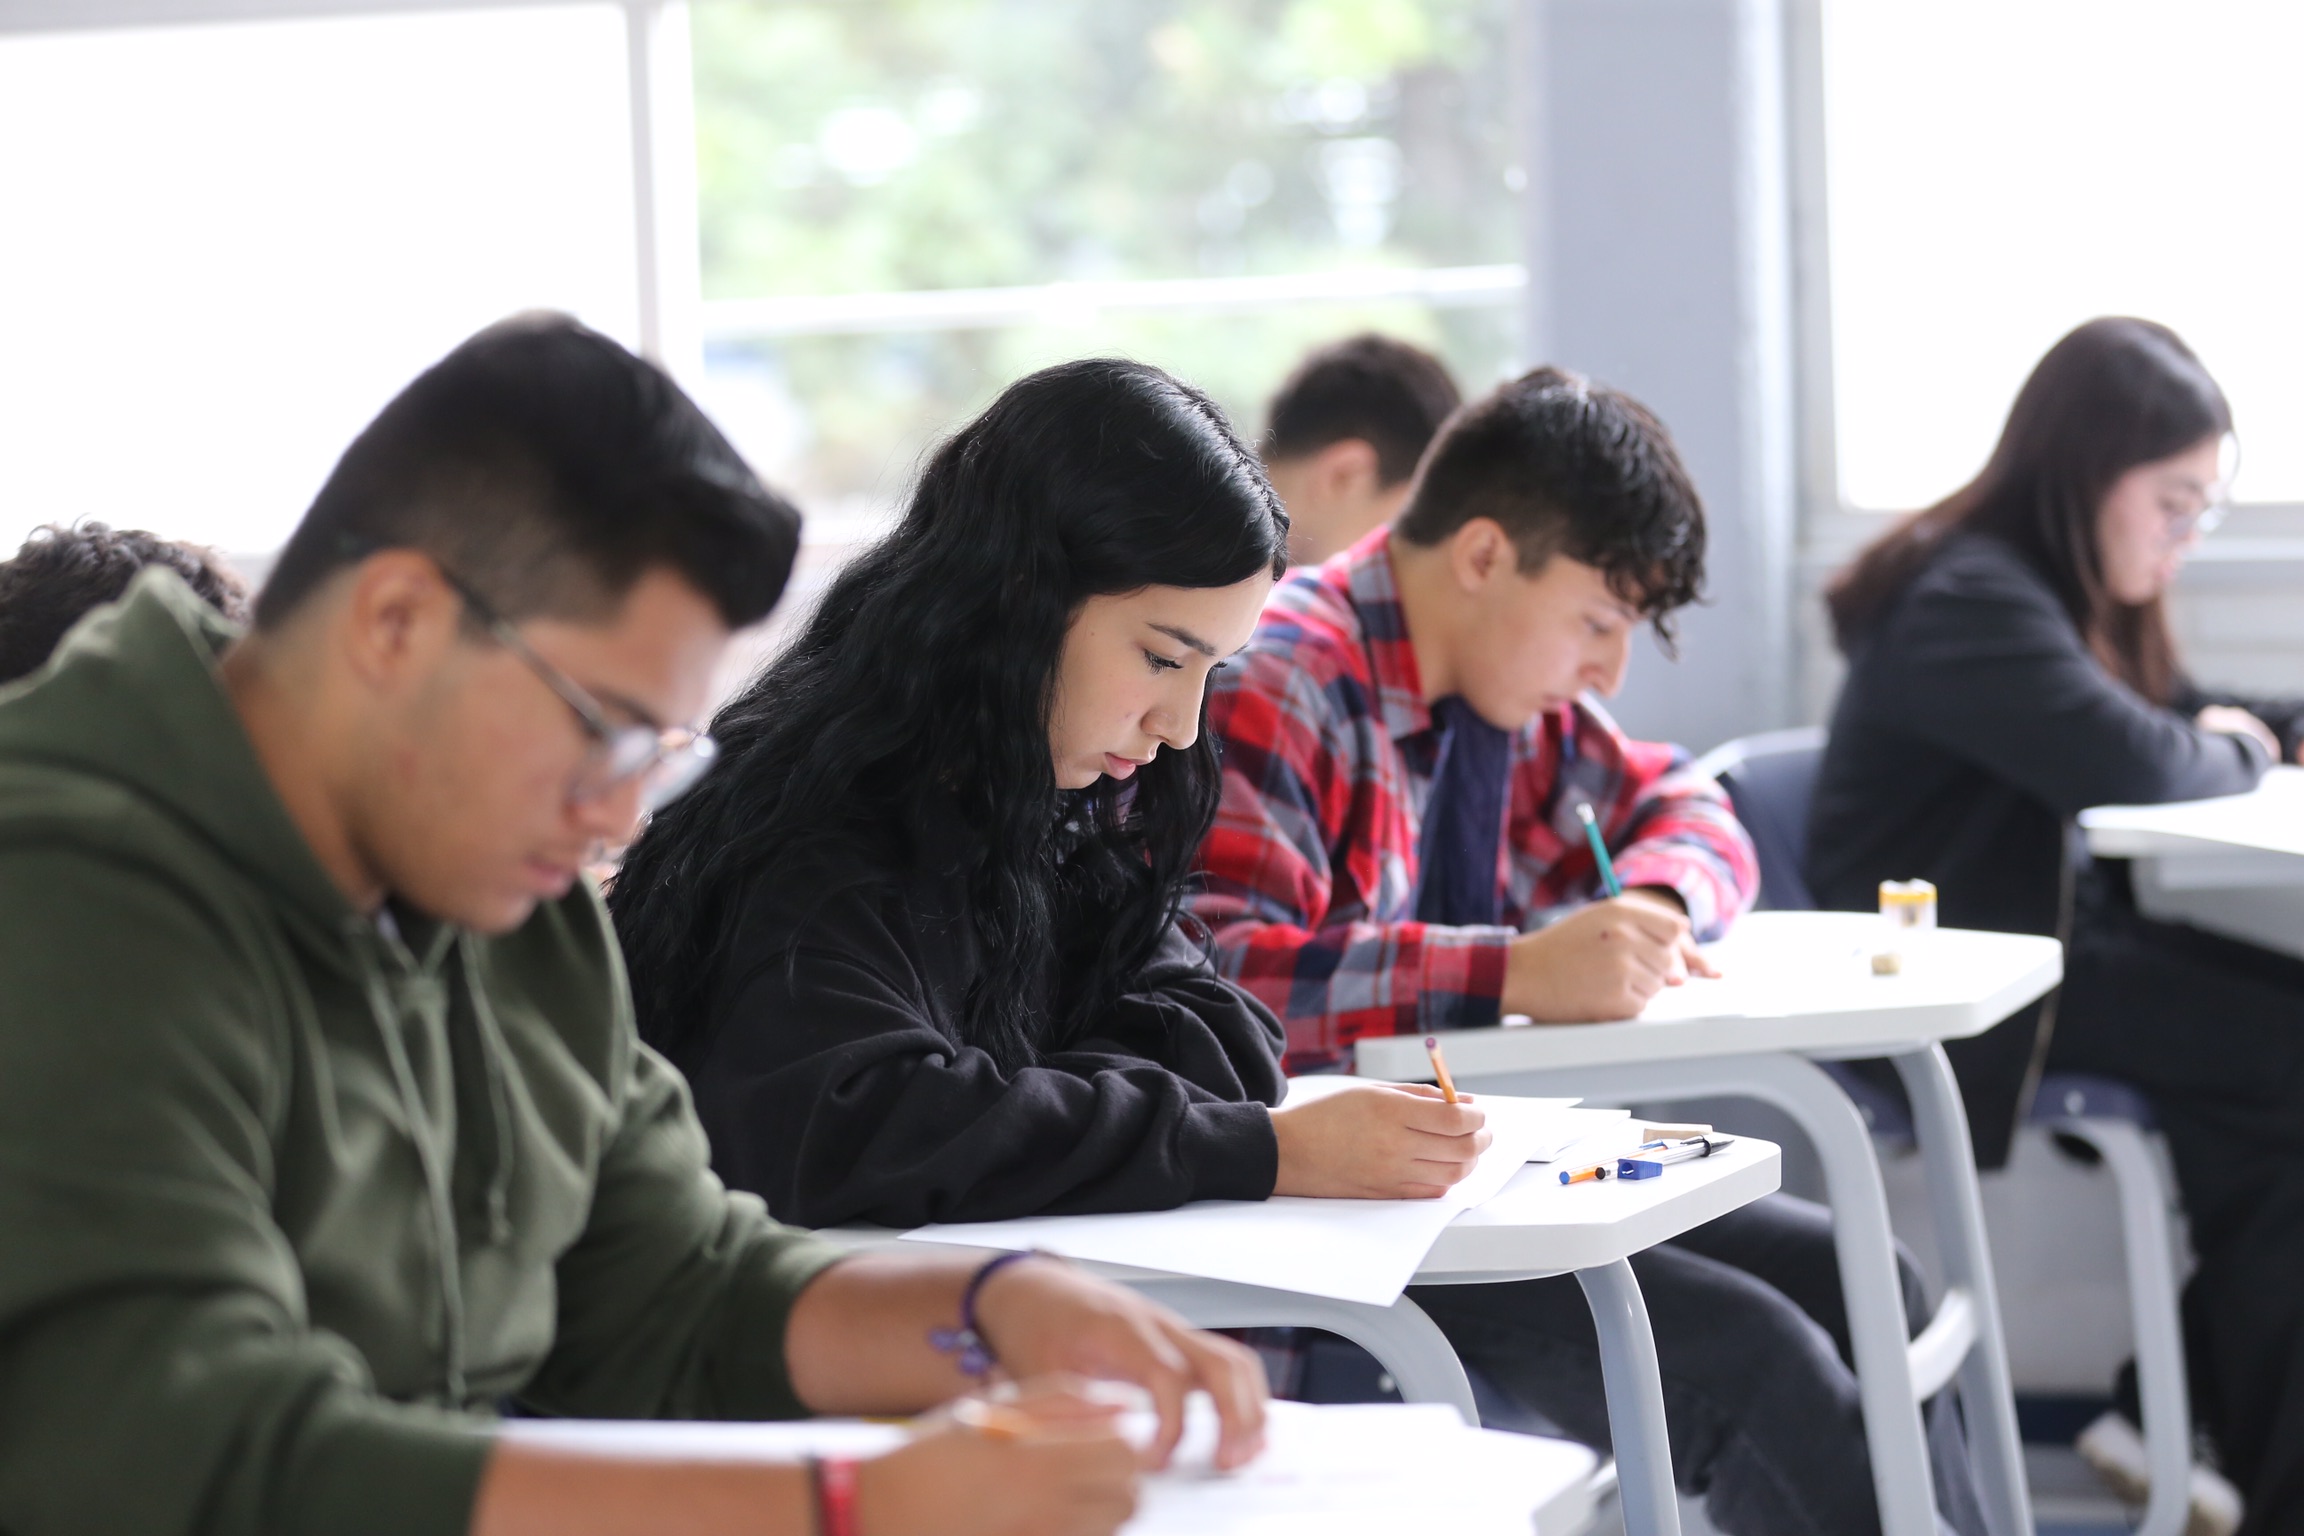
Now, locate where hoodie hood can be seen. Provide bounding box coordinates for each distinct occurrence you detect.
[0,567,358,943]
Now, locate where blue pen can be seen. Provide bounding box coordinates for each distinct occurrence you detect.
[1576,802,1624,898]
[1619,1135,1737,1180]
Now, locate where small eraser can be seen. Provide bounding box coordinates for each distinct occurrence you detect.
[1617,1158,1665,1179]
[1871,950,1903,976]
[1641,1122,1712,1141]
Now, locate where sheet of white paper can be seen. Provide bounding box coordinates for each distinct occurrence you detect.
[1127,1396,1597,1536]
[1516,1104,1635,1160]
[899,1092,1593,1305]
[501,1398,1599,1536]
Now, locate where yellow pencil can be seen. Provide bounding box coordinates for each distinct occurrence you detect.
[1423,1036,1460,1104]
[950,1397,1040,1440]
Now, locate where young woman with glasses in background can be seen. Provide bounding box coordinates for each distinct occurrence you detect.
[1810,316,2304,1536]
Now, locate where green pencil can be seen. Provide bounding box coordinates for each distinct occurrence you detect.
[1576,802,1623,897]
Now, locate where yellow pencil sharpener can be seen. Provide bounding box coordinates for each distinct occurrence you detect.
[1873,879,1937,974]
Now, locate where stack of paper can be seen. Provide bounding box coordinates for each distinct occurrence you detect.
[897,1083,1615,1305]
[503,1396,1600,1536]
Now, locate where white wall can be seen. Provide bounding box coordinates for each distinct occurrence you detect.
[1521,0,1800,755]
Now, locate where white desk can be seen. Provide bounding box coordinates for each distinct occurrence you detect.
[509,1398,1603,1536]
[1356,911,2063,1536]
[820,1134,1781,1536]
[2082,764,2304,960]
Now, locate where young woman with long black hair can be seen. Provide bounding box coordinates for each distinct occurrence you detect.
[613,357,1988,1536]
[1811,316,2304,1532]
[609,358,1490,1225]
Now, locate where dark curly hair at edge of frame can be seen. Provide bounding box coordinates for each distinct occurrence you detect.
[0,521,250,687]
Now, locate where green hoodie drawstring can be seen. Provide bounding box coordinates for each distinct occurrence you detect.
[458,939,518,1247]
[353,926,471,1407]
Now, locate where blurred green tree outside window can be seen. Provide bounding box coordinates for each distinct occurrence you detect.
[689,0,1525,538]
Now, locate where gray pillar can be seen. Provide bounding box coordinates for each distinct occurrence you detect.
[1521,0,1800,753]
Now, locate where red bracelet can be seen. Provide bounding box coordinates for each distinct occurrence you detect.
[810,1455,859,1536]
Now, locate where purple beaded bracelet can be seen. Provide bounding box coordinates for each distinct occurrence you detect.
[930,1249,1042,1378]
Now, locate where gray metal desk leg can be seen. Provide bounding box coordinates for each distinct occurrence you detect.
[1123,1276,1481,1424]
[1577,1259,1683,1536]
[1893,1044,2032,1536]
[2050,1115,2191,1536]
[1476,1055,1942,1536]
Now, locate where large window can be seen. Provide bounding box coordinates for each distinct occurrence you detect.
[0,5,638,558]
[4,0,1525,568]
[1821,0,2304,512]
[687,0,1526,545]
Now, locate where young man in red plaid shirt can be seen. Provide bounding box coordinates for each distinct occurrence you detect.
[1202,363,1750,1070]
[1196,366,1983,1536]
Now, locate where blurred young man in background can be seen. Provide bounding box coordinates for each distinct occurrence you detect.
[1261,332,1462,565]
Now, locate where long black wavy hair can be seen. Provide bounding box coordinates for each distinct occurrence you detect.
[609,358,1290,1070]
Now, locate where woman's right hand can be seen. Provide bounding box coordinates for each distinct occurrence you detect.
[1269,1082,1490,1198]
[855,1388,1141,1536]
[2197,704,2283,761]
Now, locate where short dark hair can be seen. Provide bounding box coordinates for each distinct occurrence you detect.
[1395,365,1706,645]
[0,521,250,684]
[1263,333,1463,486]
[257,313,802,631]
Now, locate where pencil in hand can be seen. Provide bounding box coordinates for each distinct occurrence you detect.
[1423,1036,1460,1104]
[949,1397,1043,1440]
[1575,802,1624,898]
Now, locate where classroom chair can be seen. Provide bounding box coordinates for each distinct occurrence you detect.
[1695,728,2197,1536]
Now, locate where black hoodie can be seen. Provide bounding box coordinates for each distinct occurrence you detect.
[658,804,1288,1228]
[1808,530,2298,1162]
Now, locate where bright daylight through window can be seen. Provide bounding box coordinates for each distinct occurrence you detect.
[689,0,1525,547]
[15,1,2294,563]
[0,0,1523,567]
[0,5,638,561]
[1822,0,2304,512]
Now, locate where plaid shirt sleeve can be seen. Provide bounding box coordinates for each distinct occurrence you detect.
[1189,651,1511,1074]
[1503,699,1759,940]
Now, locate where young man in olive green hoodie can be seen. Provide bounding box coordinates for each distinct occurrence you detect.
[0,316,1264,1536]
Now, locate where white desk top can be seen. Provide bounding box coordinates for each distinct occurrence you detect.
[814,1135,1781,1292]
[1418,1131,1780,1281]
[1354,910,2061,1081]
[2081,764,2304,864]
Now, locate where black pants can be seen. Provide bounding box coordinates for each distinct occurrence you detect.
[2050,875,2304,1536]
[1412,1193,1986,1536]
